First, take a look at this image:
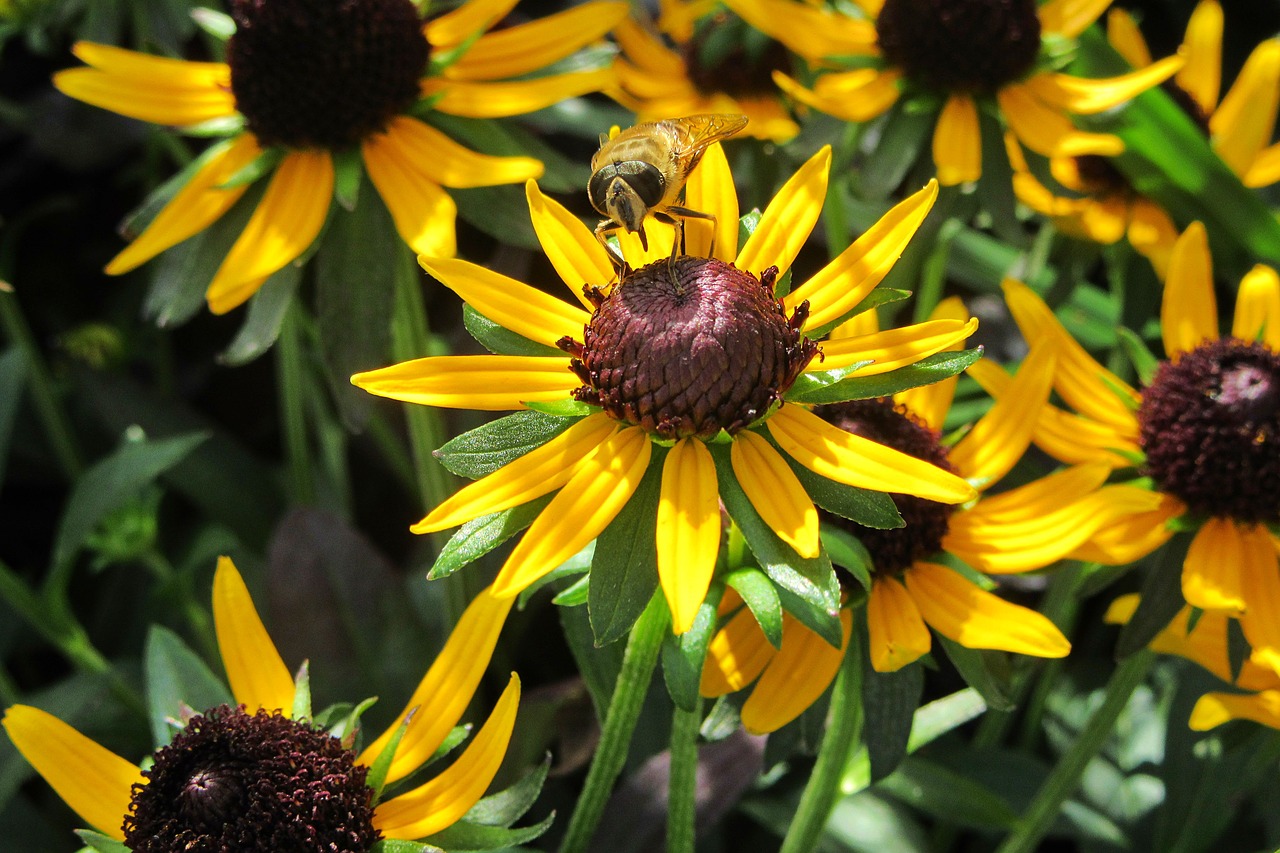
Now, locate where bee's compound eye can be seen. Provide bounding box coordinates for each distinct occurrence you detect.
[616,161,665,207]
[588,166,617,215]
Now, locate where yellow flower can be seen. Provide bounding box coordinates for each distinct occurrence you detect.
[2,557,519,846]
[53,0,626,314]
[977,223,1280,674]
[731,0,1181,185]
[353,144,980,636]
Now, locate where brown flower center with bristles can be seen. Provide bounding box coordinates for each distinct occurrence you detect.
[1073,155,1134,198]
[558,257,817,439]
[1139,337,1280,523]
[227,0,428,150]
[817,399,956,575]
[876,0,1042,94]
[682,12,790,100]
[123,705,379,852]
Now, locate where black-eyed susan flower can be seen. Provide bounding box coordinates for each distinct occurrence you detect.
[353,143,981,637]
[976,224,1280,674]
[1106,594,1280,731]
[611,0,799,142]
[54,0,626,314]
[731,0,1181,186]
[3,557,525,849]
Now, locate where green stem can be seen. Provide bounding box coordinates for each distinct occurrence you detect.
[276,303,315,505]
[140,549,218,662]
[667,697,703,853]
[994,649,1156,853]
[559,593,669,853]
[781,626,864,853]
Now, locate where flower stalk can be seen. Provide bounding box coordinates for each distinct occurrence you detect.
[667,697,704,853]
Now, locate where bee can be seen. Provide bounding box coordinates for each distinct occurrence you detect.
[589,113,748,264]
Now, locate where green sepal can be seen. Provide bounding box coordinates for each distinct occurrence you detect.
[290,660,312,722]
[436,410,578,480]
[738,209,762,245]
[1116,326,1161,388]
[661,584,723,711]
[219,264,300,366]
[819,524,873,592]
[190,6,235,39]
[370,840,444,853]
[74,831,131,853]
[767,431,902,529]
[861,658,923,783]
[801,286,912,341]
[552,573,590,606]
[332,148,364,212]
[420,810,555,850]
[1116,532,1192,658]
[936,638,1015,712]
[463,755,551,827]
[723,566,783,649]
[589,448,662,646]
[523,399,596,418]
[365,703,414,801]
[325,695,378,752]
[785,347,983,405]
[428,496,552,580]
[462,304,565,357]
[518,544,594,604]
[181,114,246,137]
[220,146,284,189]
[143,625,231,747]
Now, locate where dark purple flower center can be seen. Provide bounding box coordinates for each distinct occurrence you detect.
[682,12,790,100]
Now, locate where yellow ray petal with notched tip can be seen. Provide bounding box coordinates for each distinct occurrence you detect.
[1244,142,1280,187]
[998,84,1125,158]
[1038,0,1112,38]
[352,354,578,410]
[425,0,519,48]
[1211,40,1280,177]
[1179,0,1224,112]
[731,430,819,559]
[359,586,514,784]
[1233,264,1280,348]
[1190,690,1280,731]
[205,151,334,314]
[721,0,877,60]
[774,68,901,124]
[1068,490,1181,564]
[2,705,141,840]
[1181,517,1248,612]
[867,576,931,673]
[818,317,978,375]
[737,146,831,279]
[1025,56,1183,115]
[701,606,779,697]
[1161,222,1219,358]
[425,68,615,118]
[494,427,652,596]
[362,127,458,258]
[683,142,739,261]
[1106,9,1153,68]
[741,610,852,733]
[213,556,295,715]
[376,116,543,190]
[905,562,1071,659]
[1237,527,1280,674]
[372,674,520,839]
[658,438,722,634]
[413,414,616,533]
[948,343,1055,486]
[448,2,628,80]
[785,180,937,330]
[933,94,982,185]
[525,181,614,306]
[420,257,589,347]
[106,135,261,275]
[767,404,977,504]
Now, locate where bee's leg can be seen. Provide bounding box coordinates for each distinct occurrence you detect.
[595,219,628,272]
[667,206,718,258]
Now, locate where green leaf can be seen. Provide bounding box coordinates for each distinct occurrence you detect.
[785,348,983,405]
[74,831,131,853]
[589,449,662,646]
[723,567,783,648]
[820,525,873,591]
[332,148,363,211]
[218,263,301,366]
[370,841,444,853]
[905,688,987,752]
[661,585,723,711]
[421,811,554,850]
[1116,532,1192,657]
[879,757,1017,829]
[560,597,623,718]
[427,496,552,580]
[552,573,590,606]
[366,708,413,800]
[936,638,1015,712]
[221,147,284,189]
[143,626,230,747]
[862,660,923,783]
[0,347,27,490]
[453,184,540,250]
[436,411,579,480]
[463,304,566,358]
[464,756,550,826]
[53,431,209,571]
[1116,326,1160,388]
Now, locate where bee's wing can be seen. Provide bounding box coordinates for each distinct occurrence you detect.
[666,114,750,161]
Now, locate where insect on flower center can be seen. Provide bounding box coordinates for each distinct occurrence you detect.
[1139,337,1280,523]
[558,257,817,439]
[227,0,428,150]
[817,399,955,575]
[123,705,379,852]
[876,0,1042,94]
[682,12,790,100]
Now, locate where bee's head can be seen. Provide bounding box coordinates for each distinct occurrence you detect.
[589,161,665,238]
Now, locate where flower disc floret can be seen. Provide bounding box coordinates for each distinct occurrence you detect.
[227,0,428,149]
[682,12,790,99]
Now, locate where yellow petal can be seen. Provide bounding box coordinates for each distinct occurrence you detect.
[525,180,614,304]
[105,135,260,275]
[1243,142,1280,187]
[905,562,1071,658]
[933,93,982,185]
[785,180,938,330]
[1182,517,1247,612]
[1025,57,1184,115]
[1162,222,1219,358]
[359,586,514,784]
[212,556,295,715]
[731,430,820,559]
[376,116,543,189]
[1211,40,1280,177]
[54,43,235,126]
[895,297,970,431]
[425,0,519,48]
[741,610,852,733]
[774,68,901,124]
[817,317,978,375]
[999,83,1125,158]
[1233,265,1280,348]
[448,2,628,80]
[1178,0,1224,112]
[614,209,677,269]
[351,354,578,410]
[2,705,141,840]
[362,129,458,258]
[613,18,684,76]
[1068,490,1181,564]
[1237,526,1280,674]
[1106,9,1153,68]
[953,462,1111,524]
[413,413,617,533]
[373,674,520,838]
[701,606,778,696]
[206,151,333,314]
[1126,199,1179,278]
[494,427,652,596]
[426,69,615,118]
[767,404,977,504]
[720,0,877,59]
[1190,690,1280,731]
[867,576,931,672]
[683,142,739,261]
[736,146,830,279]
[658,439,722,634]
[419,257,589,347]
[1037,0,1112,38]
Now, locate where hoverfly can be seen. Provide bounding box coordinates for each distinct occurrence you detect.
[588,113,748,264]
